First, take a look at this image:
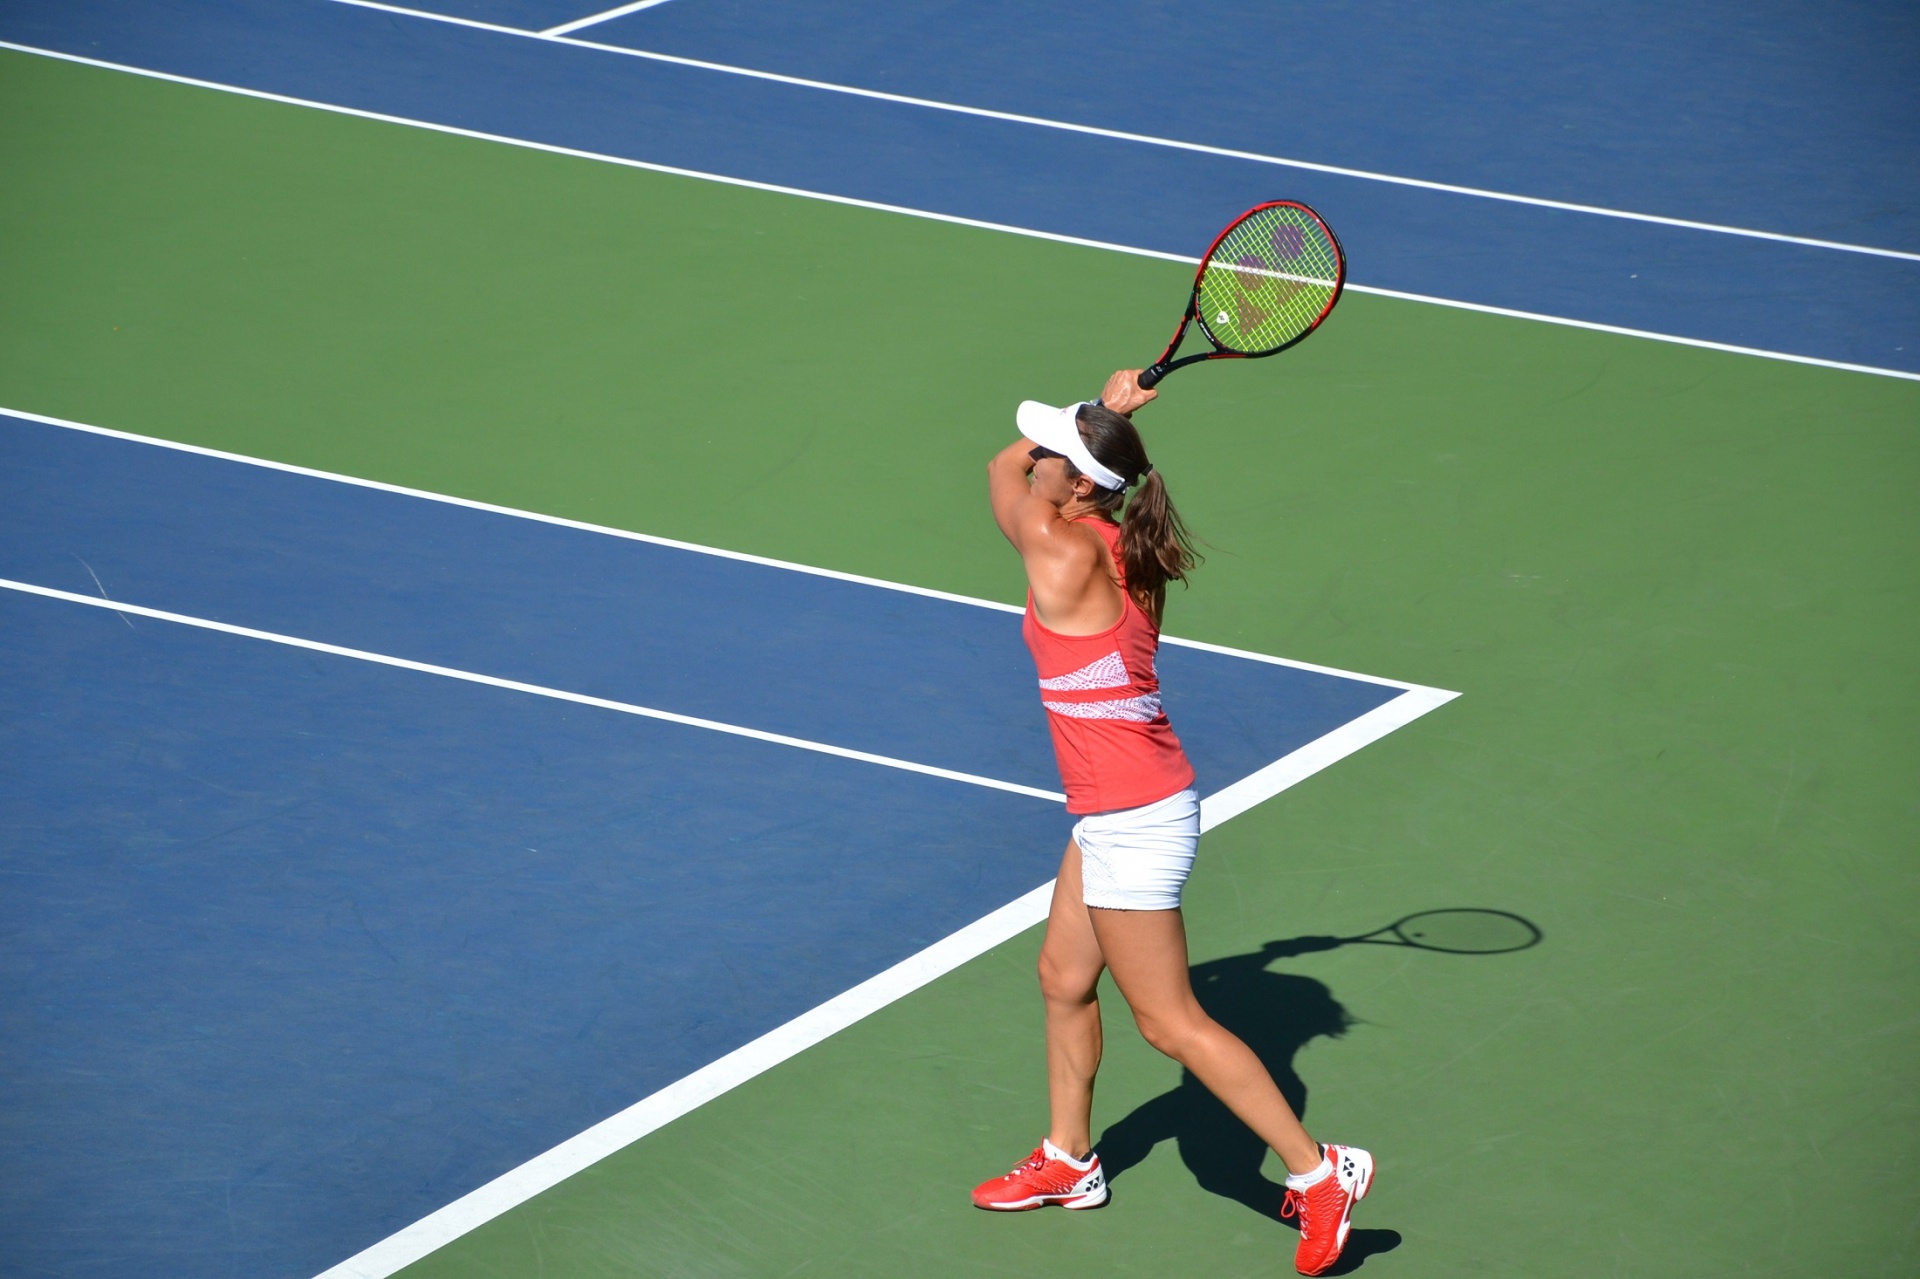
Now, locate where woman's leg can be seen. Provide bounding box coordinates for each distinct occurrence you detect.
[1037,840,1107,1158]
[1089,906,1322,1175]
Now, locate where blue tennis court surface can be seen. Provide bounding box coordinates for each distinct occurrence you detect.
[0,411,1429,1277]
[2,0,1916,374]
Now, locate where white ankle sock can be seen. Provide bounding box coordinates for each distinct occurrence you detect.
[1284,1154,1332,1190]
[1043,1138,1094,1169]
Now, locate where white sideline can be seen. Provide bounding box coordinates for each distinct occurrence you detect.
[321,0,1920,265]
[306,882,1050,1279]
[0,578,1069,803]
[308,685,1451,1279]
[5,41,1915,385]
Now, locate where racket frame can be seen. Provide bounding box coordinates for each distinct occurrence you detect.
[1139,200,1346,389]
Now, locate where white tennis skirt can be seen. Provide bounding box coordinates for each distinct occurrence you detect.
[1072,787,1201,911]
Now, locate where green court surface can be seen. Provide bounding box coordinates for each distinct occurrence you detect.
[4,49,1916,1276]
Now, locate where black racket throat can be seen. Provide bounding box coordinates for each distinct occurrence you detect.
[1140,320,1272,389]
[1138,319,1215,390]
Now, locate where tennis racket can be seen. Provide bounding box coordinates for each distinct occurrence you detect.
[1137,201,1346,389]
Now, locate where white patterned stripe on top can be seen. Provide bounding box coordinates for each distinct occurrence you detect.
[1042,693,1163,723]
[1037,651,1129,692]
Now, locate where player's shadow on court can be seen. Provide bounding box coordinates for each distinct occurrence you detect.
[1096,916,1541,1273]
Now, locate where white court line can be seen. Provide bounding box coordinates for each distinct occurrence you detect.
[0,578,1068,803]
[1344,284,1920,383]
[310,685,1453,1279]
[5,41,1916,385]
[319,0,1920,265]
[1197,686,1457,830]
[542,0,679,38]
[1,405,1438,687]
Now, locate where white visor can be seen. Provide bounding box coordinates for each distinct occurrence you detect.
[1015,401,1130,492]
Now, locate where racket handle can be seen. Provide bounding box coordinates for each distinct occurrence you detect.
[1138,362,1170,390]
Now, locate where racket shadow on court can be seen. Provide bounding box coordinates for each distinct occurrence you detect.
[1094,910,1542,1273]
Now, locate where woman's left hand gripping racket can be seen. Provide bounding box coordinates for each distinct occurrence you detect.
[1137,200,1346,389]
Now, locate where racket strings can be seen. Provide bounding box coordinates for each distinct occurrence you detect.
[1196,206,1341,354]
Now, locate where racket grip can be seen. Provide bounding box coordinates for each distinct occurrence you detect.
[1138,363,1170,390]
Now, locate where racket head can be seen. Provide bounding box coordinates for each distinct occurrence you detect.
[1190,201,1345,358]
[1372,909,1542,955]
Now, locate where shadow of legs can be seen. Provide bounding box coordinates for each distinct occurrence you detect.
[1098,957,1346,1210]
[1091,918,1540,1269]
[1098,1078,1289,1215]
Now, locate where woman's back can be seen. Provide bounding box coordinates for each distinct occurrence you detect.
[1021,517,1193,815]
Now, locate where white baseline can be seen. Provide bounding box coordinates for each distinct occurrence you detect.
[3,42,1914,385]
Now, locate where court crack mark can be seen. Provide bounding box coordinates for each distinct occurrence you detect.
[349,895,403,968]
[71,554,134,629]
[164,795,321,858]
[1771,746,1798,834]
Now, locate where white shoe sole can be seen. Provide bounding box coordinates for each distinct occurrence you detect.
[978,1173,1109,1211]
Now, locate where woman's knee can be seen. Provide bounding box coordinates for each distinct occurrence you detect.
[1037,948,1100,1005]
[1132,1008,1209,1061]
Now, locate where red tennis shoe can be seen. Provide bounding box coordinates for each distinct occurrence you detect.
[1281,1144,1374,1275]
[971,1141,1108,1211]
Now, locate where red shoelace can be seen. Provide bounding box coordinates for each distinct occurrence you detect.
[1281,1184,1333,1238]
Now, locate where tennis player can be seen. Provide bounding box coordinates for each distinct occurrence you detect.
[973,370,1372,1276]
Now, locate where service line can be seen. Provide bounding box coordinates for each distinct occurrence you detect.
[5,405,1451,687]
[0,577,1067,804]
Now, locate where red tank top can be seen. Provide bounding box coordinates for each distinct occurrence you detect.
[1021,518,1195,815]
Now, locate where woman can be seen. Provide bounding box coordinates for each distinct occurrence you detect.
[973,369,1372,1277]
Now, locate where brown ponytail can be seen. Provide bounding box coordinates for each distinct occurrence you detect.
[1067,404,1200,603]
